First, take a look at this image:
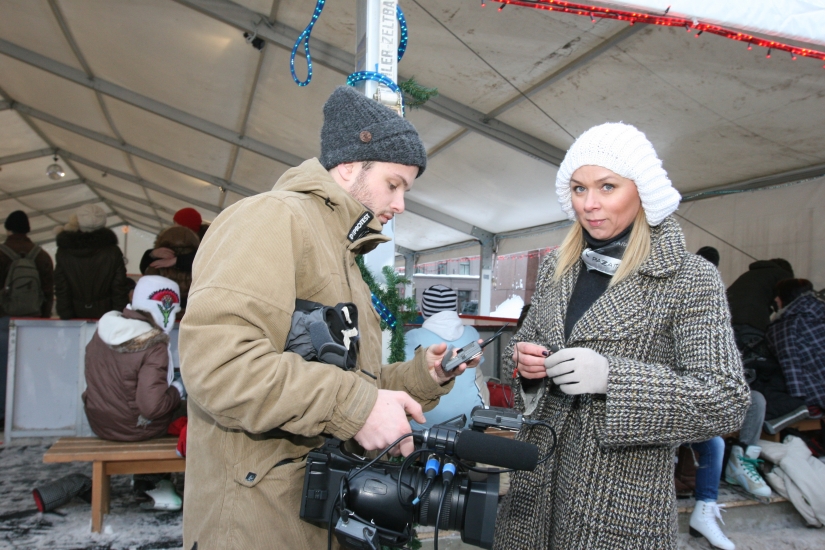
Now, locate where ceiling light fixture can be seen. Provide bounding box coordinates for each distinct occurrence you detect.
[46,155,65,181]
[244,31,265,51]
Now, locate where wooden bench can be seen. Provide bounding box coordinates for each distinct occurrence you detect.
[43,437,185,533]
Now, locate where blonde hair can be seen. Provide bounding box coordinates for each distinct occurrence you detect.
[553,207,651,286]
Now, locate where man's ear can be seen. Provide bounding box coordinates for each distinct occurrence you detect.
[335,162,357,185]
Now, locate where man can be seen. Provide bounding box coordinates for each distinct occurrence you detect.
[727,258,793,335]
[180,86,474,549]
[767,279,825,414]
[0,210,54,423]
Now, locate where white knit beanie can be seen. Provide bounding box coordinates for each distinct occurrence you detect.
[555,122,681,226]
[131,275,181,334]
[76,204,107,232]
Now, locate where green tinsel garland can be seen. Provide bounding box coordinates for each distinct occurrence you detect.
[356,256,418,363]
[399,77,439,109]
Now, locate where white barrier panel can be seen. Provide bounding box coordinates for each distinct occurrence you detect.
[3,319,179,444]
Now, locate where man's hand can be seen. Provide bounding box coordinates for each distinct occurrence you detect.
[150,257,177,268]
[514,342,550,379]
[354,390,425,456]
[149,247,177,268]
[151,247,176,259]
[426,341,482,385]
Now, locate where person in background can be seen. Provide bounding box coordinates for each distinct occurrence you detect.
[143,225,199,310]
[140,208,202,274]
[767,278,825,417]
[405,284,488,429]
[0,210,54,425]
[495,122,749,549]
[54,204,129,319]
[83,275,184,441]
[727,258,793,339]
[694,246,771,502]
[696,246,720,267]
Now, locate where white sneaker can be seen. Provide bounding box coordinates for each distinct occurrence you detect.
[689,500,735,550]
[725,445,772,498]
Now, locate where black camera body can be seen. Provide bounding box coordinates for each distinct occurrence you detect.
[300,437,499,549]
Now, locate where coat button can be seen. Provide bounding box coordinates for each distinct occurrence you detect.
[359,131,372,143]
[245,472,256,482]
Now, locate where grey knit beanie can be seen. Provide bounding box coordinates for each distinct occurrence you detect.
[320,86,427,177]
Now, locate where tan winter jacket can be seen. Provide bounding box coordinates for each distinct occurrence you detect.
[180,159,452,550]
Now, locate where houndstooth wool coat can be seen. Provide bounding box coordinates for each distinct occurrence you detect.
[493,216,750,550]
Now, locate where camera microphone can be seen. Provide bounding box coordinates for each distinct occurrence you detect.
[413,426,538,471]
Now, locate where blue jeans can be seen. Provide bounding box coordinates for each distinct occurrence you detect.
[686,436,724,502]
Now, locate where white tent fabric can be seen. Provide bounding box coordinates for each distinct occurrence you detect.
[599,1,825,47]
[0,0,823,291]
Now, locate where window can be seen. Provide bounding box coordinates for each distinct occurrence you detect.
[437,262,447,275]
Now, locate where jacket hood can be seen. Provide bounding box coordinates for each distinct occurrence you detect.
[422,311,465,341]
[272,158,389,253]
[56,227,119,255]
[98,308,168,352]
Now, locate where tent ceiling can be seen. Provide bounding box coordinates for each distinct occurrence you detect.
[0,0,822,251]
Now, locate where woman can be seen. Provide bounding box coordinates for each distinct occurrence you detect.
[144,225,200,310]
[493,123,749,549]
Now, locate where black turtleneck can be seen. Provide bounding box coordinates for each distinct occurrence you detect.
[563,224,633,340]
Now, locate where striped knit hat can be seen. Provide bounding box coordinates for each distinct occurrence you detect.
[421,285,458,319]
[555,122,681,226]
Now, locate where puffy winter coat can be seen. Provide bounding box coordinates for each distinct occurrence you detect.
[83,308,181,441]
[493,217,750,550]
[54,228,130,319]
[179,159,453,550]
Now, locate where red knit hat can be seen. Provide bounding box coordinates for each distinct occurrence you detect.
[173,208,202,233]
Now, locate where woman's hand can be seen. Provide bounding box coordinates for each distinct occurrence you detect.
[514,342,550,379]
[544,347,609,394]
[426,340,482,385]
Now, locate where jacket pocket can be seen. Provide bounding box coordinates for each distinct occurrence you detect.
[232,435,318,488]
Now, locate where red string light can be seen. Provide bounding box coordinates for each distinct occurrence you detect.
[490,0,825,64]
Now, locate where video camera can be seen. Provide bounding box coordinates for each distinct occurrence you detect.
[300,417,539,550]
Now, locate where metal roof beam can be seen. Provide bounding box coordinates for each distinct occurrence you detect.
[0,178,83,200]
[30,198,99,218]
[57,151,221,214]
[85,179,179,218]
[12,102,256,197]
[404,198,496,241]
[682,162,825,202]
[171,0,566,165]
[0,148,54,166]
[0,38,304,168]
[0,100,10,111]
[103,198,166,226]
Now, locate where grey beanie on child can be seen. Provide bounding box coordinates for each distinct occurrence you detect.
[320,86,427,177]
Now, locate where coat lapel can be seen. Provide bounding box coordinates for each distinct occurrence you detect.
[567,217,686,345]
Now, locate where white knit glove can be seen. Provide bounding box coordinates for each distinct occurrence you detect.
[171,376,187,400]
[544,347,609,395]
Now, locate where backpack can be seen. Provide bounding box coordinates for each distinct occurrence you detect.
[0,244,45,316]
